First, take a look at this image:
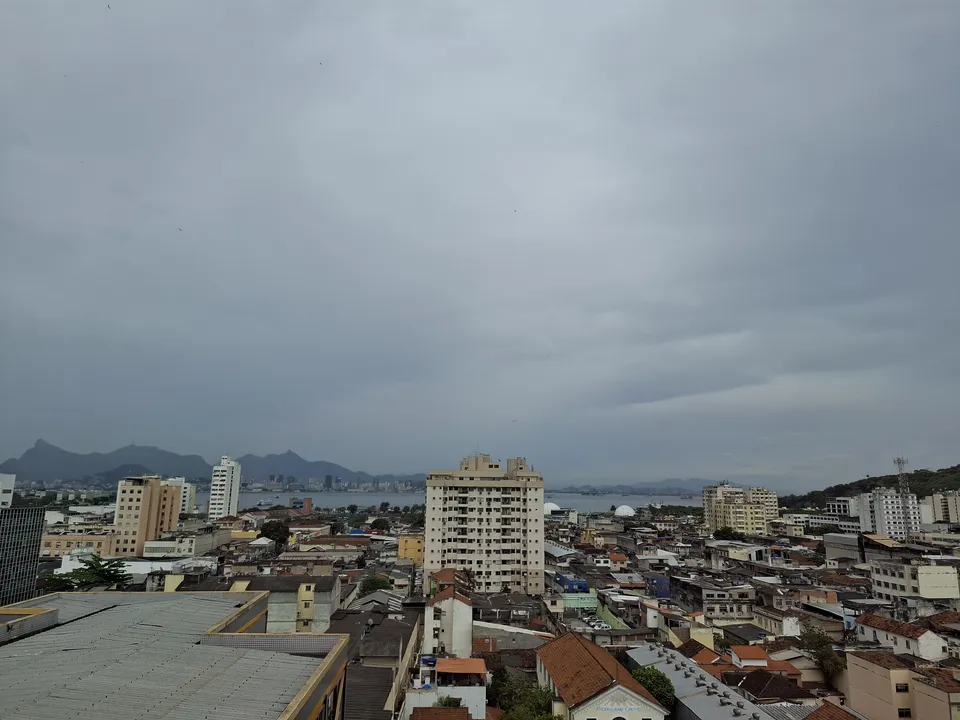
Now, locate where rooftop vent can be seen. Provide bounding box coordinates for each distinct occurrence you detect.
[696,679,706,687]
[733,710,743,717]
[720,698,731,706]
[723,691,731,698]
[737,701,745,708]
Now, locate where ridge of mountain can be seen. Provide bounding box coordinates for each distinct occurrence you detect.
[0,439,425,485]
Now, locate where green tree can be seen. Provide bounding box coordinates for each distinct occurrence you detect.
[76,555,132,585]
[330,520,345,535]
[347,504,358,514]
[380,501,391,512]
[402,505,411,513]
[392,505,401,513]
[356,556,366,568]
[44,574,79,592]
[798,624,846,678]
[714,635,732,653]
[258,519,291,550]
[359,576,392,597]
[610,504,617,512]
[371,518,391,532]
[434,696,462,708]
[714,526,746,541]
[631,666,675,712]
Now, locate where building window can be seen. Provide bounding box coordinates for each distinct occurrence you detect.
[895,684,909,693]
[898,710,911,718]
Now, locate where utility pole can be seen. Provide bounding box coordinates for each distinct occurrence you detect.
[895,456,910,494]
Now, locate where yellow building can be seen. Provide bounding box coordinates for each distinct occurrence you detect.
[398,534,424,565]
[41,531,118,558]
[114,476,181,555]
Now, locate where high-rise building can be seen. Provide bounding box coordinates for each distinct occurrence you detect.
[702,483,779,534]
[324,474,333,490]
[162,477,197,515]
[920,492,960,524]
[423,454,544,594]
[0,475,44,605]
[114,476,181,555]
[858,488,921,540]
[0,473,15,509]
[209,456,241,520]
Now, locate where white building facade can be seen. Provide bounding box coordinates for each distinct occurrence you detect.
[702,483,779,533]
[208,456,241,520]
[423,455,545,594]
[0,474,15,509]
[858,489,921,540]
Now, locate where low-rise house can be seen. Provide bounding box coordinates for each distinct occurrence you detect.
[724,669,818,705]
[142,525,233,557]
[845,651,917,720]
[537,633,666,720]
[328,607,421,716]
[608,553,629,572]
[423,587,473,658]
[628,644,790,720]
[753,606,803,638]
[722,623,771,646]
[403,658,489,720]
[221,575,341,632]
[40,529,118,558]
[855,613,948,660]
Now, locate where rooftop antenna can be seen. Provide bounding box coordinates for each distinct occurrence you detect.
[895,456,910,494]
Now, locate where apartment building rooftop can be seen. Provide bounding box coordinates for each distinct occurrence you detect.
[0,591,349,720]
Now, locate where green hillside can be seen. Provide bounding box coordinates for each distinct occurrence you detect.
[781,464,960,509]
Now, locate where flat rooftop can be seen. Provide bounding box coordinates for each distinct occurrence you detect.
[0,592,346,720]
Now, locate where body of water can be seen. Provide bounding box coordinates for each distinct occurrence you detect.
[193,490,700,514]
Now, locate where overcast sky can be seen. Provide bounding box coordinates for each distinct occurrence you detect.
[2,3,959,489]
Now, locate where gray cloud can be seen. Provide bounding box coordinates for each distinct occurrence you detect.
[2,2,959,489]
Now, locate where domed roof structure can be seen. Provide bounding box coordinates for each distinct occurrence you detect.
[613,505,636,517]
[543,502,561,516]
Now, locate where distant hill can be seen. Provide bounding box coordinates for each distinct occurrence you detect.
[555,477,722,495]
[0,440,211,482]
[781,464,960,508]
[235,449,425,485]
[0,439,425,486]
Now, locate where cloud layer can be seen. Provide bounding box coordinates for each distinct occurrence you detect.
[2,2,959,488]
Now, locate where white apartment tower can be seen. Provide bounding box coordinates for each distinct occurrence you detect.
[859,488,921,540]
[424,454,545,595]
[208,456,241,520]
[702,483,779,534]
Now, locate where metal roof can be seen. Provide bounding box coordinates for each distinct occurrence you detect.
[0,593,325,719]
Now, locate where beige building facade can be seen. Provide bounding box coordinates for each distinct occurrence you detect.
[41,530,118,558]
[114,476,181,555]
[702,483,778,534]
[424,455,544,594]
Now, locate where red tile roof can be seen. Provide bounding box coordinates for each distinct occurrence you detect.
[427,586,472,607]
[857,614,928,639]
[731,645,770,660]
[806,704,862,720]
[536,633,664,711]
[848,651,910,669]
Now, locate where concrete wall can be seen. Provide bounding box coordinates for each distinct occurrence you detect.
[402,687,486,720]
[846,653,914,720]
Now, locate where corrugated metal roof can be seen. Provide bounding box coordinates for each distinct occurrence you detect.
[0,593,323,719]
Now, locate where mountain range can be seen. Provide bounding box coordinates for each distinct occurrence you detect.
[555,477,723,495]
[0,439,426,485]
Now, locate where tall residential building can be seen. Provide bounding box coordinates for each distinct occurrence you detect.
[114,476,181,555]
[163,477,197,515]
[0,473,15,509]
[423,454,545,594]
[208,456,241,520]
[0,475,44,605]
[858,488,921,540]
[702,483,779,534]
[921,492,960,524]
